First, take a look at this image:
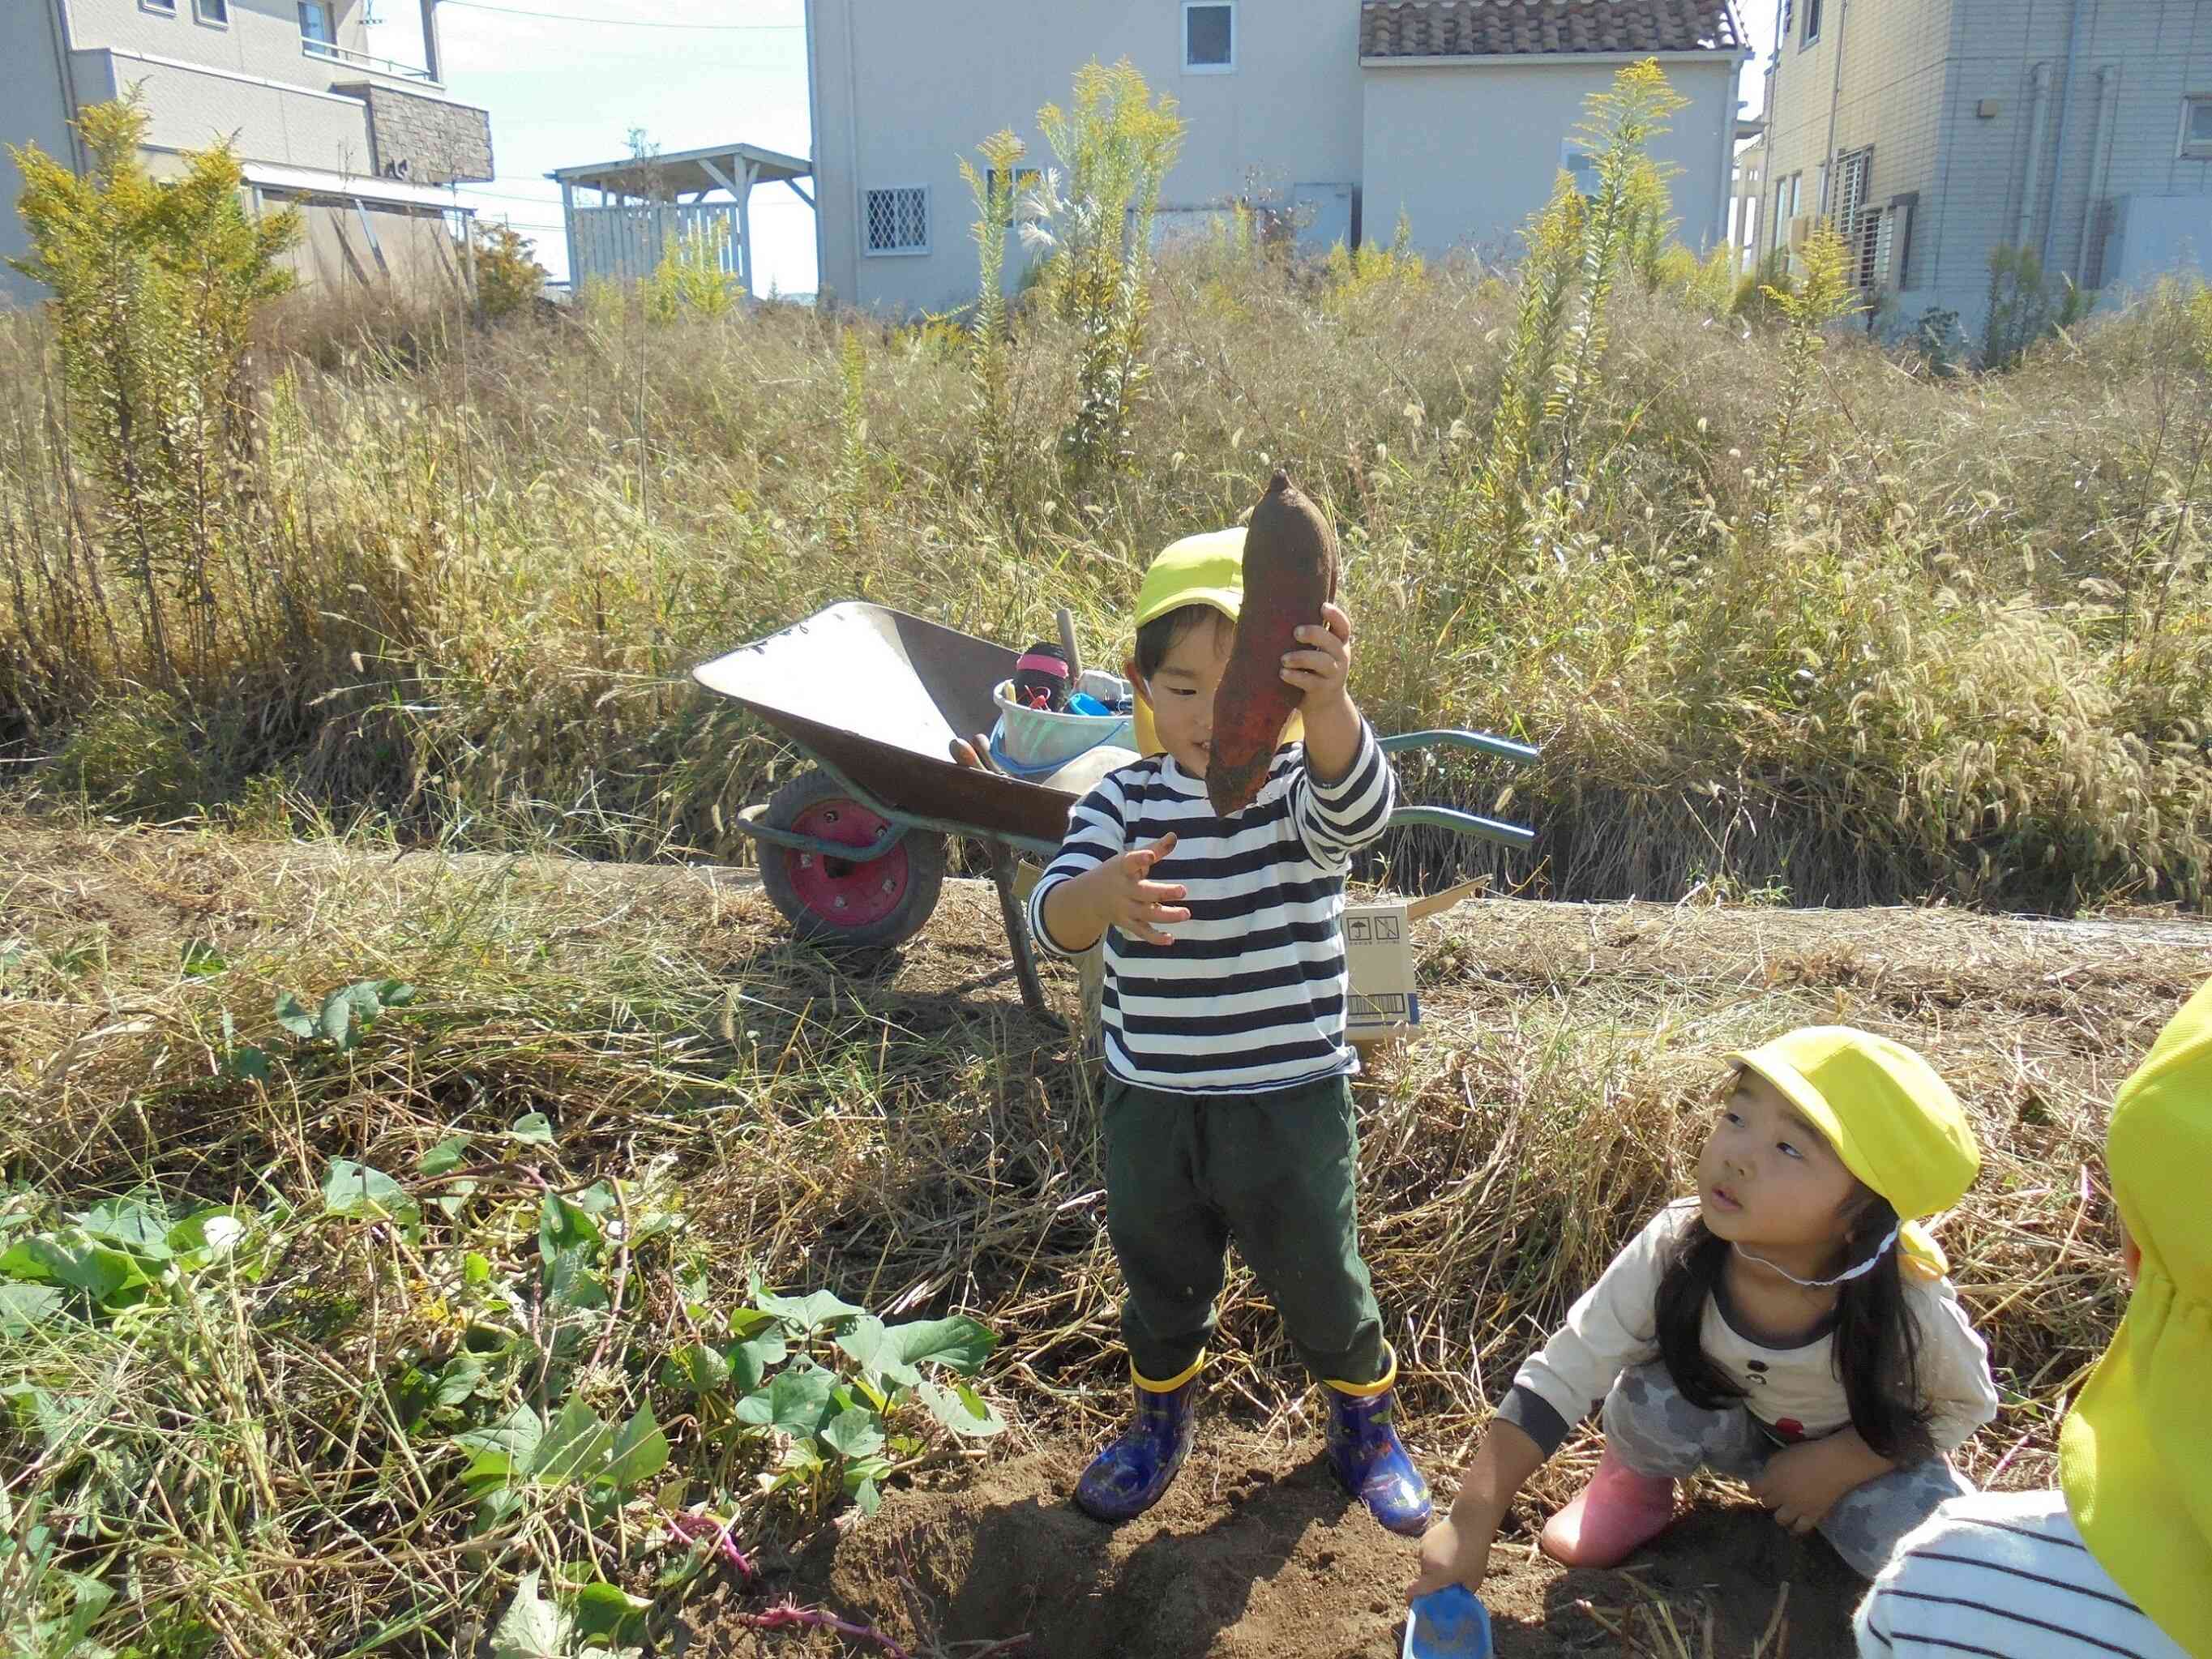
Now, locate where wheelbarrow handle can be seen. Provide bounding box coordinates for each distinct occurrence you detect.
[1387,804,1537,852]
[1378,729,1542,767]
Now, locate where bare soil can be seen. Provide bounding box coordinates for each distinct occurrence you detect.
[697,1429,1861,1659]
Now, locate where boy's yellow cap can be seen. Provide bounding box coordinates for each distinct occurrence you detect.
[1133,527,1245,629]
[2060,977,2212,1656]
[1728,1027,1979,1277]
[1128,525,1303,757]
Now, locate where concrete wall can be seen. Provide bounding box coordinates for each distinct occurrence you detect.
[1763,0,2212,331]
[53,0,374,89]
[71,45,378,173]
[1,3,83,304]
[808,0,1367,314]
[1759,0,1956,285]
[1362,54,1739,263]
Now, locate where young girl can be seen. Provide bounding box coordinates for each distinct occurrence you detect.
[1411,1027,2000,1597]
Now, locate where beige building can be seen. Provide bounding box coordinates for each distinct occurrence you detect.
[803,0,1751,315]
[1757,0,2212,333]
[3,0,494,304]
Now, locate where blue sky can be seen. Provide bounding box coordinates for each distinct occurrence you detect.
[370,0,1781,294]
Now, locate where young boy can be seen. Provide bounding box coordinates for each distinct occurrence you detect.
[1025,524,1431,1536]
[1854,977,2208,1659]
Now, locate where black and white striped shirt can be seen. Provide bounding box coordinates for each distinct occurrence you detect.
[1026,726,1397,1093]
[1855,1490,2190,1659]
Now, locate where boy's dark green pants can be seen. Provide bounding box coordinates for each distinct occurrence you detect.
[1101,1071,1388,1387]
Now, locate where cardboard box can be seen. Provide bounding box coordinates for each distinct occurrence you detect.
[1344,901,1418,1045]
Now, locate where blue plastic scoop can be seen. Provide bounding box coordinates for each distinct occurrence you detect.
[1403,1584,1491,1659]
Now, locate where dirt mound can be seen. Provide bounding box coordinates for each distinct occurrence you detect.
[697,1429,1863,1658]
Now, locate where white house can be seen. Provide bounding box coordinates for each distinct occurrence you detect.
[1758,0,2212,331]
[2,0,494,305]
[803,0,1750,315]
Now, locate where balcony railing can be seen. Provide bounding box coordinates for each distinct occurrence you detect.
[302,36,439,84]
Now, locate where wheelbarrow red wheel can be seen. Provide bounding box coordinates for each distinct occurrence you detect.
[758,770,946,950]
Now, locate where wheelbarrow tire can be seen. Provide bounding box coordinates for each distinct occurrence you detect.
[758,770,946,951]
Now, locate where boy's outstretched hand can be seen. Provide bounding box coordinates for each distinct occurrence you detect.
[1097,832,1189,946]
[1408,1512,1494,1601]
[1043,832,1189,952]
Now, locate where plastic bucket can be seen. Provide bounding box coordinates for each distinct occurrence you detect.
[988,677,1134,779]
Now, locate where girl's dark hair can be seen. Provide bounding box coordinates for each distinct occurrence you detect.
[1653,1192,1936,1462]
[1133,604,1232,680]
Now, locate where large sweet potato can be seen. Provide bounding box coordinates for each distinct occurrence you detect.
[1207,470,1337,816]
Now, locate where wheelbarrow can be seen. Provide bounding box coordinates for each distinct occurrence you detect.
[692,601,1540,1022]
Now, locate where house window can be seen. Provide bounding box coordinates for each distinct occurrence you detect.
[140,0,177,14]
[1560,139,1598,198]
[1802,0,1823,45]
[2184,96,2212,160]
[865,186,930,256]
[195,0,229,23]
[982,165,1039,214]
[1184,2,1234,74]
[298,2,335,53]
[1788,172,1803,217]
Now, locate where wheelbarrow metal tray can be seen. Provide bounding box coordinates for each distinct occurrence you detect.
[692,601,1082,849]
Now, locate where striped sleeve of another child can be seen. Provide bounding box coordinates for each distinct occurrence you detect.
[1855,1490,2191,1659]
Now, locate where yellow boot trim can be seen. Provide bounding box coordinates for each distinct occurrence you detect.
[1323,1343,1397,1399]
[1133,1353,1206,1392]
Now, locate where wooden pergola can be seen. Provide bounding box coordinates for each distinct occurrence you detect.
[548,142,813,296]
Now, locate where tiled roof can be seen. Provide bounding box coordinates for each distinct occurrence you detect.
[1359,0,1746,58]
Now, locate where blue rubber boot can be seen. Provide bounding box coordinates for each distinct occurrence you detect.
[1074,1361,1200,1523]
[1324,1346,1432,1537]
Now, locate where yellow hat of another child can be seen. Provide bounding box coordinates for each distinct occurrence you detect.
[1127,526,1302,757]
[1728,1027,1979,1278]
[2060,977,2212,1657]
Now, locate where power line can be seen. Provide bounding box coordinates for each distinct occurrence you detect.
[442,1,802,29]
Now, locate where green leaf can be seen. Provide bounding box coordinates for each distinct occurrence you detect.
[168,1205,250,1265]
[377,979,417,1008]
[420,1135,472,1177]
[274,990,315,1040]
[319,988,359,1049]
[734,1362,836,1437]
[511,1112,556,1147]
[662,1341,730,1395]
[180,940,226,978]
[225,1045,272,1084]
[0,1283,66,1334]
[819,1405,885,1460]
[528,1395,615,1486]
[463,1251,494,1285]
[490,1569,567,1659]
[539,1194,601,1258]
[835,1314,996,1391]
[851,1472,883,1516]
[0,1235,148,1304]
[917,1379,1007,1438]
[727,1328,787,1392]
[455,1402,543,1469]
[322,1160,417,1226]
[604,1404,669,1490]
[544,1250,607,1314]
[76,1196,173,1260]
[434,1353,486,1409]
[567,1580,651,1646]
[748,1275,864,1334]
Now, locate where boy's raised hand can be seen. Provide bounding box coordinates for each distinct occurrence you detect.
[1280,601,1354,714]
[1089,832,1188,946]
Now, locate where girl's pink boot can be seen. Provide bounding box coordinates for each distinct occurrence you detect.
[1538,1448,1679,1567]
